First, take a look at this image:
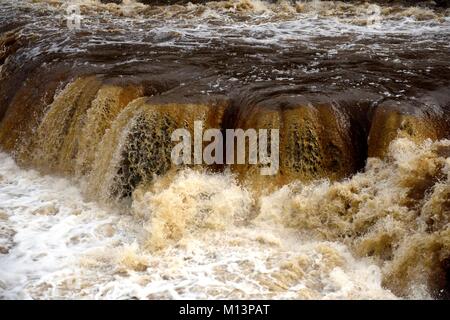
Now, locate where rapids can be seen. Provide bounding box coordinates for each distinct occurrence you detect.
[0,0,449,299]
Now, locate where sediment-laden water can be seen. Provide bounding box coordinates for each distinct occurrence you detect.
[0,0,449,299]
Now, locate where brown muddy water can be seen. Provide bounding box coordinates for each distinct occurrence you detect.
[0,0,449,299]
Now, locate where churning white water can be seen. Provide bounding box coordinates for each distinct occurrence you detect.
[0,151,401,299]
[1,0,449,300]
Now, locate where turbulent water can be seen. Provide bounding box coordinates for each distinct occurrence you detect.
[0,0,449,299]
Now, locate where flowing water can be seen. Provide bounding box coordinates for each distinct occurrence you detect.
[0,0,449,299]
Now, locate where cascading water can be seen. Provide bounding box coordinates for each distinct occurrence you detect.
[0,0,449,299]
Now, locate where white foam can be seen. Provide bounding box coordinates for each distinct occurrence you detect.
[6,0,450,51]
[0,152,397,299]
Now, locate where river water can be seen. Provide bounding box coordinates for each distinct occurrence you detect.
[0,0,449,299]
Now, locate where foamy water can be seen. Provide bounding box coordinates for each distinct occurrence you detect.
[2,137,449,299]
[0,0,449,300]
[0,150,400,299]
[5,0,450,52]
